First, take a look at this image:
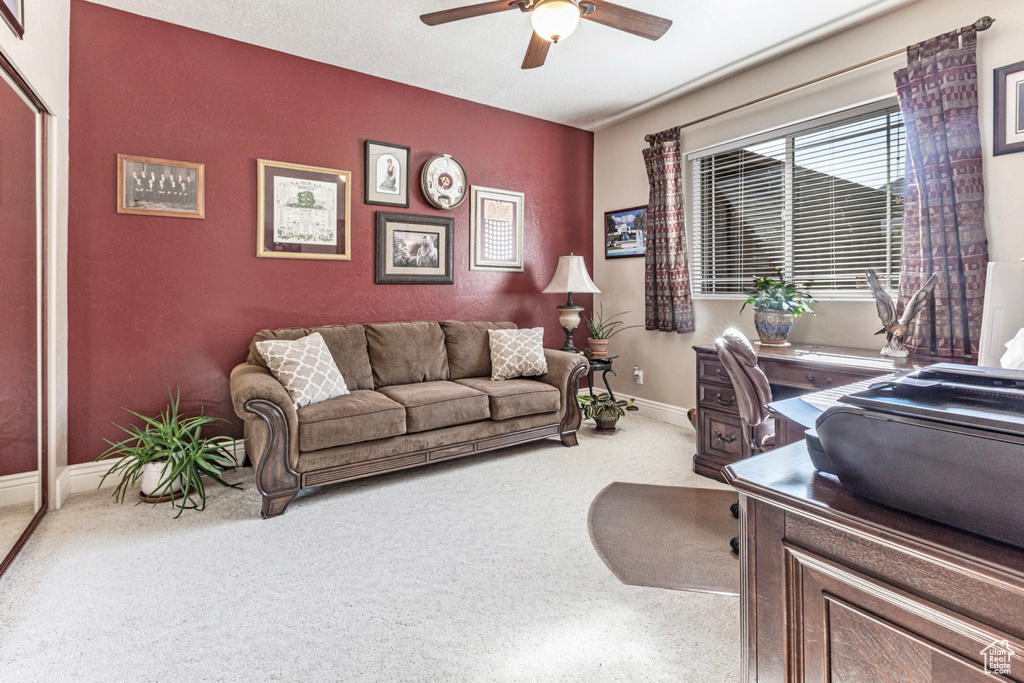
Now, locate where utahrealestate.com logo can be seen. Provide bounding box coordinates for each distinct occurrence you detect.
[981,639,1014,676]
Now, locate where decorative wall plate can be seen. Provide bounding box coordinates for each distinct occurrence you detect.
[420,154,467,210]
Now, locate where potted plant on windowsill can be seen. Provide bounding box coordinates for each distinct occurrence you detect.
[582,305,642,358]
[96,389,240,517]
[577,392,639,432]
[740,269,816,346]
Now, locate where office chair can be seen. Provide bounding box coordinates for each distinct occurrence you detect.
[715,328,776,552]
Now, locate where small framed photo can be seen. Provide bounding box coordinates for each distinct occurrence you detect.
[257,159,351,260]
[0,0,23,38]
[604,206,647,258]
[376,212,453,284]
[470,186,524,272]
[994,60,1024,156]
[117,154,205,219]
[365,140,410,207]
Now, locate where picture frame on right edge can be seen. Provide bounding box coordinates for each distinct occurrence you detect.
[365,140,410,207]
[994,60,1024,156]
[604,206,647,258]
[470,186,524,272]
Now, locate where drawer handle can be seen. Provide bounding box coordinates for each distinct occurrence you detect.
[806,375,834,388]
[715,393,736,406]
[714,430,737,444]
[715,368,728,380]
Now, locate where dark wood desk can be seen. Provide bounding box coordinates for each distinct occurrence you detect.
[692,342,954,481]
[725,444,1024,682]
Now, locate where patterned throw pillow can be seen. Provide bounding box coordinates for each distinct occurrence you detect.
[255,332,349,409]
[488,327,548,381]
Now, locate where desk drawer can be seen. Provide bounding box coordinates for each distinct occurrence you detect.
[763,362,867,392]
[698,356,732,387]
[699,384,738,413]
[701,410,745,459]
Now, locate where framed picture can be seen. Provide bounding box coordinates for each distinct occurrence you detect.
[469,186,524,272]
[994,60,1024,156]
[604,206,648,258]
[376,212,453,284]
[257,159,351,260]
[0,0,23,38]
[365,140,410,207]
[117,154,205,219]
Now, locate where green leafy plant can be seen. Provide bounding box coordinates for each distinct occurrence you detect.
[582,304,643,339]
[577,392,639,422]
[740,268,816,317]
[97,389,240,517]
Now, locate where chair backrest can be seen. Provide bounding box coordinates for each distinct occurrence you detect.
[715,328,772,431]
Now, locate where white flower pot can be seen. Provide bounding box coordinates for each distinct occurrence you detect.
[139,461,182,497]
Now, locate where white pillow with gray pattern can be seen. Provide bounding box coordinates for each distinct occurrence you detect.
[488,327,548,381]
[255,332,349,409]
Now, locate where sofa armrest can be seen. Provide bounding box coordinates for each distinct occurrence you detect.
[229,363,301,518]
[538,349,588,446]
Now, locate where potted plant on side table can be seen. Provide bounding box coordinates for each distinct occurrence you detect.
[582,305,642,358]
[577,392,639,432]
[740,269,816,346]
[97,389,240,517]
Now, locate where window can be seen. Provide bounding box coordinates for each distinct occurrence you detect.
[690,104,905,296]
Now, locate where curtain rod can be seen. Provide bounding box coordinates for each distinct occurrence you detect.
[644,16,995,143]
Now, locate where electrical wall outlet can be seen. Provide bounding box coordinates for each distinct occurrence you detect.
[634,366,643,384]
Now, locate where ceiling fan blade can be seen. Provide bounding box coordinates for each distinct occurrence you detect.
[522,31,551,69]
[421,1,519,26]
[582,1,672,41]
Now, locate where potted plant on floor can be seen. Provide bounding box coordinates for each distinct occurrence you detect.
[97,389,240,517]
[582,305,642,358]
[577,392,639,432]
[740,269,816,346]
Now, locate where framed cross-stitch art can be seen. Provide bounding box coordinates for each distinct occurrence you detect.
[470,186,524,272]
[257,159,351,260]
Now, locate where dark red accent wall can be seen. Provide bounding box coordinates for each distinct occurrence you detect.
[0,70,39,476]
[68,1,593,465]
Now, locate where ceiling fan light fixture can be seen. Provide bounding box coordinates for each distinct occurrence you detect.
[530,0,581,43]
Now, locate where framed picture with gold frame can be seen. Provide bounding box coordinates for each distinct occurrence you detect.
[470,186,524,272]
[117,154,205,219]
[257,159,351,260]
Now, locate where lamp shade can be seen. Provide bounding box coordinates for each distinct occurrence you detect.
[530,0,581,43]
[542,254,601,294]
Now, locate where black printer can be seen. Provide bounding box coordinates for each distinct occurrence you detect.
[810,363,1024,548]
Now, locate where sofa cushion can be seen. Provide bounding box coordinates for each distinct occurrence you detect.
[488,327,548,380]
[255,332,350,409]
[365,321,450,388]
[377,381,489,433]
[454,377,560,421]
[297,390,406,451]
[248,324,373,391]
[440,321,517,380]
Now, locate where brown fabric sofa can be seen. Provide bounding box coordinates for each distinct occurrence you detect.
[230,320,588,518]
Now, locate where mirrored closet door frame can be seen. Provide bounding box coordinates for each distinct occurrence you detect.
[0,47,49,581]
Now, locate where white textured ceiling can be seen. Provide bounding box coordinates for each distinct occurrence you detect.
[85,0,916,130]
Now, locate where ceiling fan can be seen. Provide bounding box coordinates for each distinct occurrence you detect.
[421,1,672,69]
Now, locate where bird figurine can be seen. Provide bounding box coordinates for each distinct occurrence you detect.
[866,270,937,357]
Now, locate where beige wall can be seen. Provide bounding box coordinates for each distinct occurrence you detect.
[593,0,1024,415]
[0,0,71,506]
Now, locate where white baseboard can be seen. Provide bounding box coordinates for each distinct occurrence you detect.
[0,470,41,508]
[578,391,693,432]
[60,439,247,502]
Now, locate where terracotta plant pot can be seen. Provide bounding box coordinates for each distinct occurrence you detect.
[753,309,794,346]
[588,338,609,358]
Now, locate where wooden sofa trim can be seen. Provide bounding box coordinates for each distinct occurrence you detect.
[247,361,586,518]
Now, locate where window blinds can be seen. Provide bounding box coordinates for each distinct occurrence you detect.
[691,104,905,297]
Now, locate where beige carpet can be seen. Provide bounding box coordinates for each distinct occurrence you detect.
[589,484,740,596]
[0,416,739,682]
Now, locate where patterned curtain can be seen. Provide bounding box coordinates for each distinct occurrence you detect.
[642,127,695,333]
[894,26,988,358]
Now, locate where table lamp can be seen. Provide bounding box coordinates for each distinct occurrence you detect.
[542,254,601,352]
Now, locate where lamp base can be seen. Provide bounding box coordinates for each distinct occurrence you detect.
[556,303,585,354]
[560,326,582,353]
